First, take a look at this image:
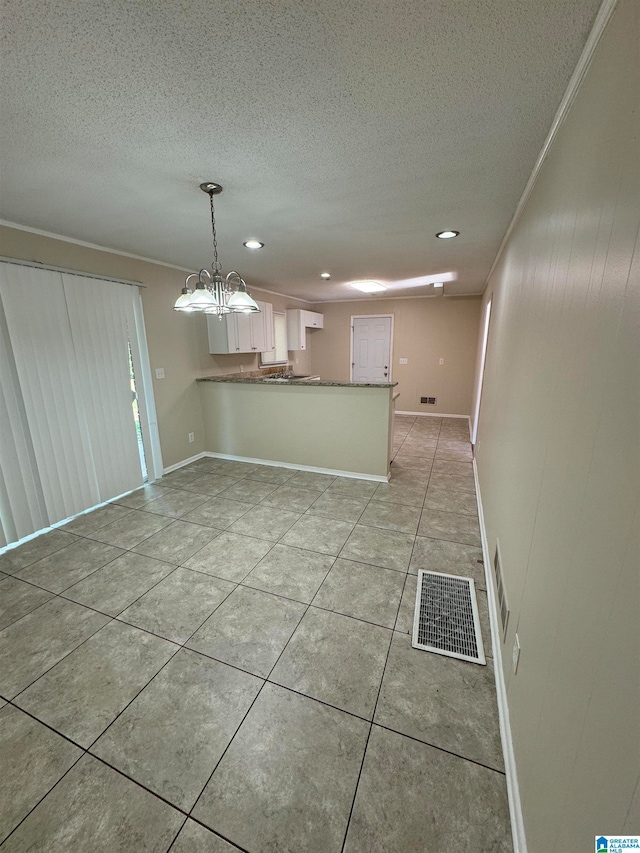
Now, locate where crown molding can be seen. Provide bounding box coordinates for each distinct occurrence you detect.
[482,0,619,291]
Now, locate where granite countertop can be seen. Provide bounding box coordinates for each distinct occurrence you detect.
[197,374,398,388]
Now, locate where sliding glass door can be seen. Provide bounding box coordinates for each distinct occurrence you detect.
[0,261,156,546]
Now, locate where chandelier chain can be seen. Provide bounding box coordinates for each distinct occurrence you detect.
[173,181,260,315]
[209,191,221,272]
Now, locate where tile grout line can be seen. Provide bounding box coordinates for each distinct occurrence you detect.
[183,485,345,827]
[2,612,120,708]
[338,606,399,851]
[2,529,253,840]
[0,725,87,847]
[338,416,481,850]
[80,558,248,754]
[338,432,433,852]
[183,475,381,830]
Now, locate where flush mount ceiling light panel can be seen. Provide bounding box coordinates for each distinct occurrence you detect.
[383,272,457,292]
[435,230,460,239]
[350,280,387,293]
[173,182,260,317]
[243,239,264,249]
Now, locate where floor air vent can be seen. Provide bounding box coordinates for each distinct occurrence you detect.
[412,570,486,665]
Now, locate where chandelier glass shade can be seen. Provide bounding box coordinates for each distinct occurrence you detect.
[174,183,260,317]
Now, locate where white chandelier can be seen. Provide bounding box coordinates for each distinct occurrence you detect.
[174,182,260,317]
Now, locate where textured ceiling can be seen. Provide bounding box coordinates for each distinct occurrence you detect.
[0,0,601,301]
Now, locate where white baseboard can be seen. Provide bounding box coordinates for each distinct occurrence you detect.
[162,452,207,475]
[396,410,470,420]
[0,481,163,555]
[473,459,528,853]
[203,451,389,483]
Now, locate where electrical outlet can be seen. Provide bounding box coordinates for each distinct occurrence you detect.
[399,358,408,365]
[155,368,165,380]
[240,365,244,373]
[512,633,521,674]
[439,358,445,365]
[188,432,194,443]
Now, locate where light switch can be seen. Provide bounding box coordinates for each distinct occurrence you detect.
[155,368,165,379]
[399,358,408,365]
[439,358,445,365]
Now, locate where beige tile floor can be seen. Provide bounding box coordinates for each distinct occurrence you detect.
[0,416,512,852]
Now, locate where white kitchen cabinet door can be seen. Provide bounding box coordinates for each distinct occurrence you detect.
[302,310,323,329]
[208,313,238,353]
[286,309,324,350]
[235,312,253,352]
[261,301,274,353]
[249,305,267,352]
[207,301,273,353]
[242,301,270,352]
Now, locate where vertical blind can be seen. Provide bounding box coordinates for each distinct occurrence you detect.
[0,262,144,546]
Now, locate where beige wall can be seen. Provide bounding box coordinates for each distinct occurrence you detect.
[200,381,393,477]
[0,225,312,469]
[309,296,481,416]
[474,1,639,849]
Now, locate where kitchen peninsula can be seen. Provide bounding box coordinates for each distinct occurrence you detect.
[197,373,398,479]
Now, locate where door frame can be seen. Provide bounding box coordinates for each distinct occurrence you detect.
[471,298,492,446]
[350,314,395,383]
[129,288,164,481]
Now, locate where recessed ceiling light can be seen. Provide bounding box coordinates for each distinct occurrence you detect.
[433,282,444,288]
[435,230,459,239]
[320,272,331,280]
[350,280,387,293]
[243,239,264,249]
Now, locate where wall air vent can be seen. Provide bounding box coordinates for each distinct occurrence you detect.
[493,540,510,639]
[420,396,437,405]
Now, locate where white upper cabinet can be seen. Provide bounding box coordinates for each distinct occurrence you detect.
[286,309,324,351]
[256,301,274,353]
[208,300,274,354]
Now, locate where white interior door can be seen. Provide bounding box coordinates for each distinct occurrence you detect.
[351,316,393,383]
